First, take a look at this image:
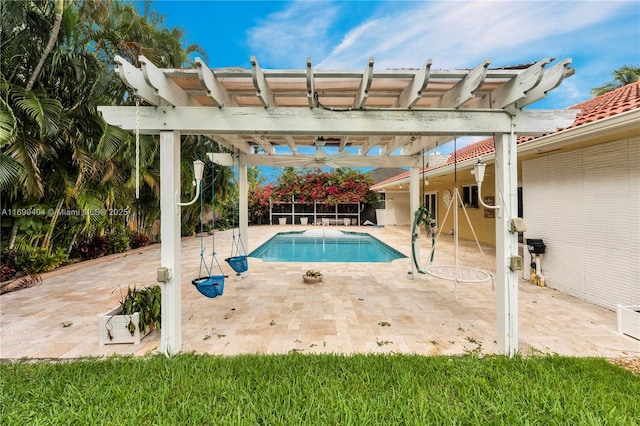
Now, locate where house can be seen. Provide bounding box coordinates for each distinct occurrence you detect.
[371,82,640,310]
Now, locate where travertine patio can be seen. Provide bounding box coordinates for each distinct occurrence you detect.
[1,225,638,359]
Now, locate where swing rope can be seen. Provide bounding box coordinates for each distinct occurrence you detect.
[192,143,226,298]
[229,153,247,258]
[134,97,142,230]
[411,150,435,273]
[135,98,140,200]
[225,152,249,274]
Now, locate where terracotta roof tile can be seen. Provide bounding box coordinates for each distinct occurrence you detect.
[374,82,639,186]
[567,81,640,129]
[441,82,640,167]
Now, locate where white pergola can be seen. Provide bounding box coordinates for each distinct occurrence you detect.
[99,55,577,356]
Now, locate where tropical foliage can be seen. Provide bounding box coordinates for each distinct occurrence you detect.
[0,1,232,278]
[591,65,640,96]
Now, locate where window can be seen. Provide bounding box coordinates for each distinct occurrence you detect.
[377,192,386,209]
[462,185,478,208]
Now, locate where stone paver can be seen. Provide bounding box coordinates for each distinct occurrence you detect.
[1,225,638,359]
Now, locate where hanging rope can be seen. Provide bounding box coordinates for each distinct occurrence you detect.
[135,97,140,200]
[192,147,227,298]
[225,153,248,273]
[411,149,436,272]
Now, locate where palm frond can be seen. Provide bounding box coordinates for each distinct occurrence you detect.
[11,89,62,138]
[0,96,17,146]
[96,122,128,160]
[0,153,23,190]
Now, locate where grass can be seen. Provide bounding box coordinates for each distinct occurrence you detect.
[1,353,639,425]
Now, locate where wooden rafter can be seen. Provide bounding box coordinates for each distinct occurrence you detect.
[100,55,577,163]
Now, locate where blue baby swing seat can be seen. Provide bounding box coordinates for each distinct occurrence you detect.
[192,153,227,299]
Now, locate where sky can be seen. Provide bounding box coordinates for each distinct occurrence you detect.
[143,0,639,179]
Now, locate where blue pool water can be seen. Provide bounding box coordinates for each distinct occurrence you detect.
[249,230,407,262]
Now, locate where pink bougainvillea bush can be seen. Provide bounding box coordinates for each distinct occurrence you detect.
[249,168,377,223]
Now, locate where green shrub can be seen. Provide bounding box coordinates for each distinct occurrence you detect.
[108,228,130,254]
[16,247,67,275]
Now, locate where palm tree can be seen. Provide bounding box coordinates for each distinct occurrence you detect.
[25,0,64,91]
[1,0,221,257]
[591,65,640,96]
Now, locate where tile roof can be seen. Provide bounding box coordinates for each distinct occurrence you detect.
[567,81,640,128]
[374,82,640,187]
[366,167,409,184]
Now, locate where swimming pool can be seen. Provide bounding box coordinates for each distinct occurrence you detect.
[249,230,407,263]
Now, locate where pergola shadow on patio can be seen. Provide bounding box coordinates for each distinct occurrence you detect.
[1,226,637,359]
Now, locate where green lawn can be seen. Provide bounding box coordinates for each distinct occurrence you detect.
[1,353,638,425]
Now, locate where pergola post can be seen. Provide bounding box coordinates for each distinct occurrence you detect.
[159,130,182,355]
[238,164,249,264]
[494,129,520,356]
[409,166,420,278]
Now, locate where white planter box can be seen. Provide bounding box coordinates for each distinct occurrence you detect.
[300,217,308,225]
[98,307,150,345]
[617,304,640,341]
[278,217,287,225]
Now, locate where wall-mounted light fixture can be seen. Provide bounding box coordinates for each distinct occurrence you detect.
[177,159,205,206]
[472,159,499,212]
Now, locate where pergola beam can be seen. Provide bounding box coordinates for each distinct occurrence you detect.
[252,136,275,155]
[516,58,573,109]
[383,135,412,155]
[238,153,421,168]
[306,57,315,108]
[251,56,275,108]
[436,59,490,108]
[211,135,254,154]
[195,58,237,107]
[416,59,490,151]
[99,106,578,138]
[360,136,382,155]
[394,60,432,108]
[338,136,350,152]
[283,135,297,153]
[114,55,161,105]
[477,58,551,110]
[139,56,199,106]
[354,57,374,109]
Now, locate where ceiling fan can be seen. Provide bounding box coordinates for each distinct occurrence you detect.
[301,145,350,168]
[256,138,353,168]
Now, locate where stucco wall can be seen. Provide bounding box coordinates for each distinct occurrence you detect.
[522,137,640,310]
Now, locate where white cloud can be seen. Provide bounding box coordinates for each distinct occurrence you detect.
[247,1,340,67]
[315,1,629,70]
[245,0,637,107]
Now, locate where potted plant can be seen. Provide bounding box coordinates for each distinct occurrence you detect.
[98,285,162,345]
[302,269,322,284]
